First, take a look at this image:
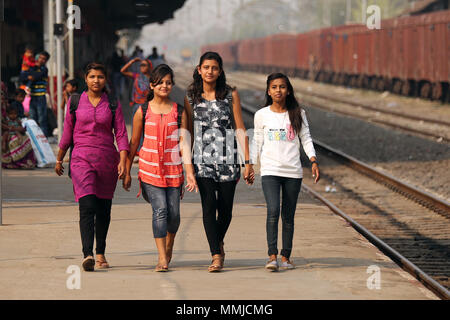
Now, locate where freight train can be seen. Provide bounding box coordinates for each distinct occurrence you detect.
[202,10,450,102]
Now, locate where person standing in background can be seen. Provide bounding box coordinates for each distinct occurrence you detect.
[19,51,50,137]
[121,57,152,154]
[147,47,165,68]
[109,49,126,100]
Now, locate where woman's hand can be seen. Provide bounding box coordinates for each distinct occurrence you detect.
[118,161,126,179]
[312,163,320,184]
[244,164,255,185]
[185,172,198,193]
[55,162,64,176]
[123,174,131,191]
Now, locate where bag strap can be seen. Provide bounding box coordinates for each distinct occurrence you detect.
[68,93,81,179]
[226,89,235,129]
[107,93,117,128]
[141,102,148,131]
[176,103,184,128]
[69,93,81,127]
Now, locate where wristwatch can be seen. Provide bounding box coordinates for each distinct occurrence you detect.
[245,160,250,164]
[311,160,319,166]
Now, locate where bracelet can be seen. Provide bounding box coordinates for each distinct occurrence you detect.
[311,160,319,166]
[56,160,63,164]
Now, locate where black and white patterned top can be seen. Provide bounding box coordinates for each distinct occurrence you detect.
[188,92,241,182]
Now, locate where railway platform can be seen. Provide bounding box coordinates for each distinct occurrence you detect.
[0,165,438,300]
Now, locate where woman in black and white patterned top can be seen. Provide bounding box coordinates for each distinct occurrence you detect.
[184,51,254,272]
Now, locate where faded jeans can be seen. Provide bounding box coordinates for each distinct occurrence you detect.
[29,95,49,136]
[141,181,181,238]
[261,175,302,259]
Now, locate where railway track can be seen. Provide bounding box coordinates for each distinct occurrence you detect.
[300,140,450,300]
[225,72,450,143]
[175,69,450,299]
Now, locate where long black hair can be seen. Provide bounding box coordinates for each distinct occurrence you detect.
[187,51,233,105]
[146,64,175,101]
[264,73,303,134]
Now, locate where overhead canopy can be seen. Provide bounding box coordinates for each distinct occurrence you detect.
[95,0,187,29]
[402,0,449,15]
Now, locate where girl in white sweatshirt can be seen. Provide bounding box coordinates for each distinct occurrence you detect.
[251,73,320,271]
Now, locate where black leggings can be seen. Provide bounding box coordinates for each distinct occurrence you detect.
[197,178,238,256]
[78,195,112,258]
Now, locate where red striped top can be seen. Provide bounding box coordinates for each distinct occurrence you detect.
[138,102,184,188]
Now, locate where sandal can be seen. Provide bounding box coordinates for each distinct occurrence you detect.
[82,256,95,272]
[208,254,223,273]
[95,255,110,269]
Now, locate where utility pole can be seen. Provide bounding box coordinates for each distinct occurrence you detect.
[56,0,63,142]
[346,0,352,23]
[68,0,74,79]
[49,0,55,110]
[217,0,221,18]
[362,0,367,24]
[0,0,3,226]
[323,0,331,26]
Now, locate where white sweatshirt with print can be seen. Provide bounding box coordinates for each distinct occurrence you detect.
[251,106,316,179]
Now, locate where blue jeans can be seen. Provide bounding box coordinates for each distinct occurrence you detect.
[29,95,49,136]
[141,181,181,238]
[132,103,144,152]
[261,175,302,259]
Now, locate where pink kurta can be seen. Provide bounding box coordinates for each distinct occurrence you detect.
[59,92,129,202]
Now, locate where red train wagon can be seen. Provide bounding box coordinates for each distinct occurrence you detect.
[295,32,310,78]
[206,10,450,101]
[331,24,361,85]
[263,33,298,75]
[237,37,265,72]
[420,10,450,99]
[318,27,334,82]
[218,41,239,70]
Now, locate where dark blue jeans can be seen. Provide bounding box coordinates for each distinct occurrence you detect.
[29,95,49,137]
[141,181,181,238]
[261,175,302,259]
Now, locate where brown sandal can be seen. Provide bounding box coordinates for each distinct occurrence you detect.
[95,255,110,269]
[82,256,95,272]
[208,254,223,272]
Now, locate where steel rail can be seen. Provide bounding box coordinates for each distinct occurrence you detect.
[302,184,450,300]
[236,99,450,299]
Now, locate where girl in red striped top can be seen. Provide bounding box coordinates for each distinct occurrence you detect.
[123,64,198,272]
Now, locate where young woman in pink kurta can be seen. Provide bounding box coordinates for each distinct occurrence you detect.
[55,62,129,271]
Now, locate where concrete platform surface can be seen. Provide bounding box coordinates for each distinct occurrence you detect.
[0,169,438,299]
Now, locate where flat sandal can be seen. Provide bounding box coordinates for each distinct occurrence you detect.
[208,254,223,272]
